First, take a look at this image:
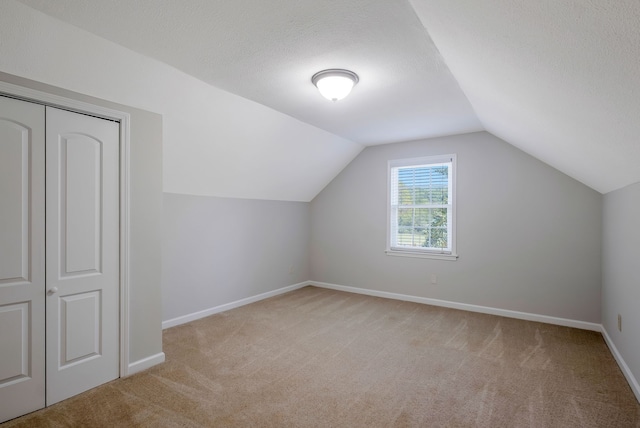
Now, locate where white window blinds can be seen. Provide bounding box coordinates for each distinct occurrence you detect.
[389,155,455,255]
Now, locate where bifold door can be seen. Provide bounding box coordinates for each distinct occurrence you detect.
[45,106,120,406]
[0,96,120,423]
[0,96,46,422]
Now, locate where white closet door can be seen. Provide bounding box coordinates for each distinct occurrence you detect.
[0,96,46,423]
[45,106,120,405]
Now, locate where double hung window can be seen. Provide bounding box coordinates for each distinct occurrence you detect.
[387,155,457,260]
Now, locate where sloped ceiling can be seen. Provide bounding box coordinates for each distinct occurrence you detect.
[410,0,640,194]
[15,0,640,194]
[14,0,481,146]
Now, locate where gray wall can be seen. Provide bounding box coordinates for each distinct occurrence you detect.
[162,193,310,322]
[0,72,164,365]
[603,182,640,383]
[310,132,602,322]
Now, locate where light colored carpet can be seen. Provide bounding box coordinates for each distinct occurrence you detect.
[4,286,640,427]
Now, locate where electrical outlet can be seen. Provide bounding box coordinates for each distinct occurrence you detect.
[289,265,295,275]
[430,274,437,285]
[618,314,622,332]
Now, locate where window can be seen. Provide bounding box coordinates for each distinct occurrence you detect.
[387,155,457,260]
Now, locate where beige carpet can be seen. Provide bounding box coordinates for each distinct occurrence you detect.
[4,286,640,427]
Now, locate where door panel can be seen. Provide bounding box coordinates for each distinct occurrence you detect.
[46,106,119,406]
[0,121,29,283]
[0,110,36,284]
[0,303,30,383]
[0,96,45,423]
[62,136,102,275]
[59,291,101,366]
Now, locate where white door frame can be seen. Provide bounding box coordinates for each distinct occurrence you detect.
[0,81,132,377]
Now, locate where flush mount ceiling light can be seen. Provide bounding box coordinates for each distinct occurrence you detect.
[311,69,359,102]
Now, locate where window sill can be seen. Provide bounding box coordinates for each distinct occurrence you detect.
[385,250,458,261]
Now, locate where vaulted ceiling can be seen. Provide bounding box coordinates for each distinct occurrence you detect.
[16,0,640,194]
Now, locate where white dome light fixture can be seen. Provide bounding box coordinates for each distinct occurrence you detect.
[312,69,359,102]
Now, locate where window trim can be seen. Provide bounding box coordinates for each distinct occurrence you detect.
[386,154,458,261]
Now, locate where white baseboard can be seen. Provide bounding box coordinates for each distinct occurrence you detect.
[158,279,640,404]
[601,327,640,403]
[310,281,601,331]
[127,352,165,376]
[162,281,311,329]
[308,276,640,406]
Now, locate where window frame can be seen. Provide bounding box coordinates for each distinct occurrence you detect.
[386,154,458,261]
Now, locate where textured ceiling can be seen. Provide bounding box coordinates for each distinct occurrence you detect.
[410,0,640,193]
[15,0,482,146]
[15,0,640,193]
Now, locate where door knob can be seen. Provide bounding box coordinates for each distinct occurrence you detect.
[48,286,59,295]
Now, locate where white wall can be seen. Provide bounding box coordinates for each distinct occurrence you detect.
[162,193,309,323]
[310,132,602,322]
[602,182,640,391]
[0,1,616,363]
[0,0,362,202]
[0,0,359,353]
